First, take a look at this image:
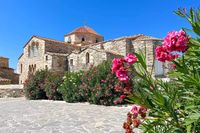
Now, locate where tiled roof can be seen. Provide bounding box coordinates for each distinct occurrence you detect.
[66,26,102,37]
[34,36,80,54]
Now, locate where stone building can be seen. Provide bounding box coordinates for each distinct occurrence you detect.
[17,26,167,84]
[0,57,19,84]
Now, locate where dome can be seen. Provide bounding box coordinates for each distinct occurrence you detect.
[67,26,102,37]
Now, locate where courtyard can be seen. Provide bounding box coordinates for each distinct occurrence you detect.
[0,97,132,133]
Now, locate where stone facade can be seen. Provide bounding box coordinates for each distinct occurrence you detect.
[0,57,19,84]
[18,26,167,84]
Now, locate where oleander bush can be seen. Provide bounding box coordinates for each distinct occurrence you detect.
[112,8,200,133]
[24,70,63,100]
[24,70,48,100]
[44,72,63,100]
[79,61,131,105]
[58,71,83,102]
[59,61,131,105]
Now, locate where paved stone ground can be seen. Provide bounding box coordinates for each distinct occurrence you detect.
[0,97,134,133]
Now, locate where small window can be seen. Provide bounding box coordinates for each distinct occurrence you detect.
[82,37,85,42]
[96,39,98,43]
[86,53,90,64]
[45,65,48,70]
[46,55,48,61]
[70,59,73,66]
[68,37,71,43]
[20,64,23,73]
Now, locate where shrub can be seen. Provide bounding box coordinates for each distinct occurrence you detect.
[44,72,63,100]
[24,70,63,100]
[24,70,48,100]
[58,71,83,102]
[79,61,129,105]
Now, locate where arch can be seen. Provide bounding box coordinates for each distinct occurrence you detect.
[86,52,90,64]
[82,37,85,42]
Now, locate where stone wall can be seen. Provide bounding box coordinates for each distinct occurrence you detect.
[0,57,9,68]
[65,33,103,45]
[0,67,19,84]
[93,39,127,56]
[0,84,24,98]
[131,40,166,77]
[50,54,68,72]
[68,48,107,72]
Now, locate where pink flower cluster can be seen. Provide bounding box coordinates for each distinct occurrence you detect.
[112,54,137,82]
[123,104,148,133]
[156,29,189,62]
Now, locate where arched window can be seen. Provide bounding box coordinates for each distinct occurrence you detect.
[82,37,85,42]
[28,46,31,57]
[34,64,36,73]
[29,65,31,73]
[33,45,37,57]
[86,52,90,64]
[36,42,39,56]
[30,42,35,57]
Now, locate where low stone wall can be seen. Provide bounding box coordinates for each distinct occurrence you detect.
[0,84,24,98]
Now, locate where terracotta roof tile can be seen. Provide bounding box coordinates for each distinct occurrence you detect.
[66,26,102,37]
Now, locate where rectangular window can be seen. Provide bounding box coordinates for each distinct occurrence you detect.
[46,56,48,61]
[20,64,23,73]
[70,59,73,66]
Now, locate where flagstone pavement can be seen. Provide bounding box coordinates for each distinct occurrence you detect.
[0,97,141,133]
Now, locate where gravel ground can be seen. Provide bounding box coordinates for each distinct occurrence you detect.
[0,97,139,133]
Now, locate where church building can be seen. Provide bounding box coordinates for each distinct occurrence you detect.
[17,26,167,84]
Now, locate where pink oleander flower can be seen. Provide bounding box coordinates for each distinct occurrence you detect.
[112,58,124,73]
[169,63,176,70]
[131,104,141,117]
[132,119,141,128]
[116,67,129,82]
[119,94,126,101]
[124,53,137,65]
[156,46,178,62]
[162,29,189,52]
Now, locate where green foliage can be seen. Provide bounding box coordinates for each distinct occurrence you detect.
[58,71,83,102]
[126,8,200,132]
[59,61,123,105]
[44,72,63,100]
[24,70,48,100]
[88,61,120,105]
[24,70,63,100]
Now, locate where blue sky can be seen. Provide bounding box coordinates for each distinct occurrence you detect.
[0,0,199,70]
